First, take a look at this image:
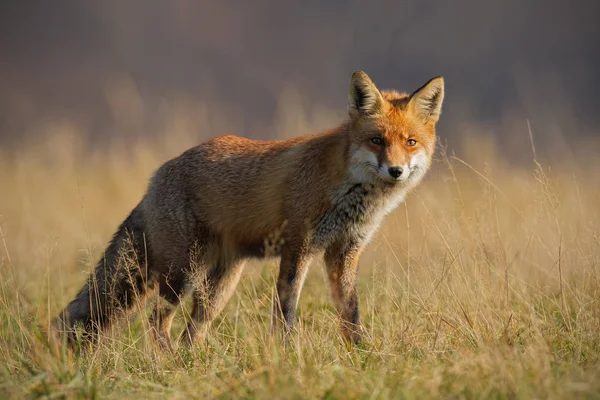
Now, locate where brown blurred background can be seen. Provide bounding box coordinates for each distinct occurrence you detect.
[1,0,599,160]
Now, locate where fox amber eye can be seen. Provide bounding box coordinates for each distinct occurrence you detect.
[371,137,384,146]
[406,139,417,146]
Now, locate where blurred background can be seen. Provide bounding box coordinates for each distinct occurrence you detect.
[1,0,599,161]
[1,4,600,396]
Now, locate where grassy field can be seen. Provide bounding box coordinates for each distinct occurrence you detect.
[0,124,599,399]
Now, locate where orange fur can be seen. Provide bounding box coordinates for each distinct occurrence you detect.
[55,71,445,348]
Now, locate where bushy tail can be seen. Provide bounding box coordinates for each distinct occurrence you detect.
[55,204,150,345]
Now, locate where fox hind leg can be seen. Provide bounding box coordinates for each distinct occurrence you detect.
[179,259,246,347]
[149,271,188,351]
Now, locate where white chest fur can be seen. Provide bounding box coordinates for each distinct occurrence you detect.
[312,183,407,248]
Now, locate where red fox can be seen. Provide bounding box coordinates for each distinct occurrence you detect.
[55,71,444,348]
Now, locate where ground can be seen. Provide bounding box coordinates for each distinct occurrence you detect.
[0,129,599,399]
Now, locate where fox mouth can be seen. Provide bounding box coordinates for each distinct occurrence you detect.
[349,146,424,186]
[375,165,411,185]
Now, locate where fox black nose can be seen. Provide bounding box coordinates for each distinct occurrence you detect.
[388,166,403,179]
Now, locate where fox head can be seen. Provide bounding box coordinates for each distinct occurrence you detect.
[347,71,444,188]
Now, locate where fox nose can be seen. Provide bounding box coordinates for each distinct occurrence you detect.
[388,166,403,179]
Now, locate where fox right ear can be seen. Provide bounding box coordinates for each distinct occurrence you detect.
[348,71,384,120]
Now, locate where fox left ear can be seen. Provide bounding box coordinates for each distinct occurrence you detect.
[408,77,445,124]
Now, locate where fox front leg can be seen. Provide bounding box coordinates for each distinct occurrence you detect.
[272,246,311,337]
[324,238,363,344]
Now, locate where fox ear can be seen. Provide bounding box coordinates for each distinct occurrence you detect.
[408,76,445,124]
[348,71,385,119]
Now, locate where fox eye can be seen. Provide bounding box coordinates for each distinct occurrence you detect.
[371,137,384,146]
[406,139,417,146]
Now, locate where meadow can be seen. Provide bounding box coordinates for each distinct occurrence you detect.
[0,111,599,399]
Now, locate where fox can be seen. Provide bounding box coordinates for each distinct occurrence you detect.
[54,71,444,349]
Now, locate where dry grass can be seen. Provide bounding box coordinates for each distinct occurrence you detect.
[0,119,599,399]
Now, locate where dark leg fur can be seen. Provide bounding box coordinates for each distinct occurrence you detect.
[149,271,187,351]
[324,238,363,344]
[271,246,311,337]
[180,259,245,346]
